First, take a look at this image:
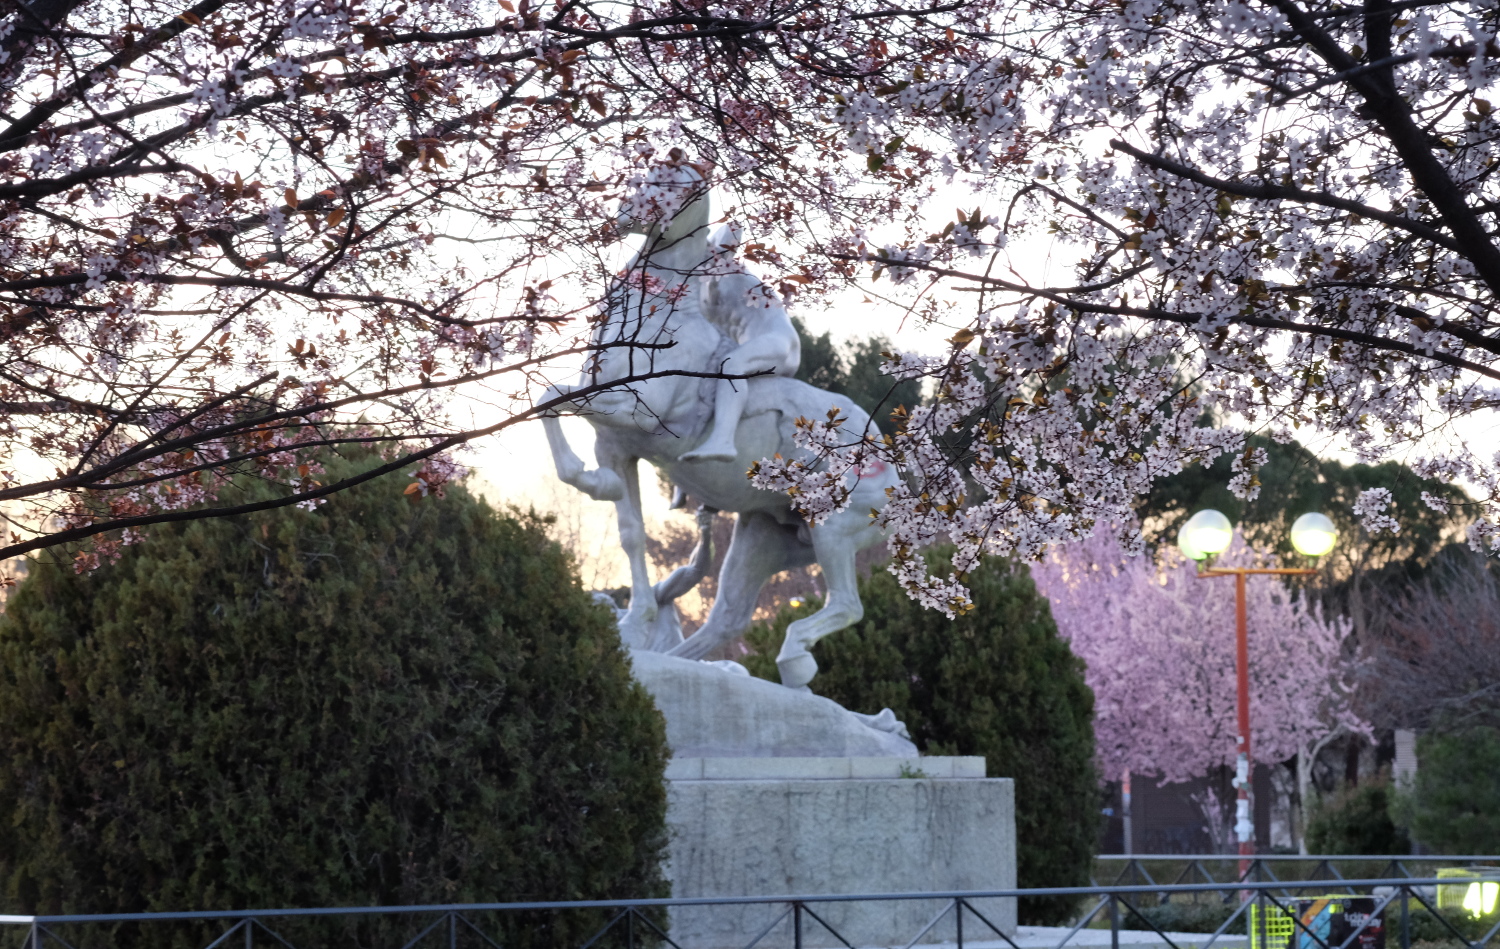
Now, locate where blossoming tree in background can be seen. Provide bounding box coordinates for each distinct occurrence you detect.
[1030,528,1365,844]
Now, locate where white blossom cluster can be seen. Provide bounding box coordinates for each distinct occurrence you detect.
[752,0,1500,608]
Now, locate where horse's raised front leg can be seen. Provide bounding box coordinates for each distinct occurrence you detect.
[609,453,659,634]
[775,512,879,690]
[542,415,624,502]
[670,511,814,660]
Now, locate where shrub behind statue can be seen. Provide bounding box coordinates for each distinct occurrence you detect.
[744,549,1097,926]
[0,454,668,946]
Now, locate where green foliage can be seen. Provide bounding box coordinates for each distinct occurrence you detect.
[0,454,669,947]
[1122,900,1245,935]
[1406,907,1497,944]
[1135,435,1468,579]
[1398,727,1500,853]
[792,316,924,434]
[744,550,1097,925]
[1305,776,1410,855]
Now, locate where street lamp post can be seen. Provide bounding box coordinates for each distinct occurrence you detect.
[1177,510,1337,881]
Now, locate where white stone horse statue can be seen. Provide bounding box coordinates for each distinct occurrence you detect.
[542,161,898,690]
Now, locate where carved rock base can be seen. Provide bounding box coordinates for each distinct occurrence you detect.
[664,763,1017,948]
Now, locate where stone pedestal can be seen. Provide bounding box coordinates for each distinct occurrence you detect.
[663,757,1016,949]
[626,650,1017,948]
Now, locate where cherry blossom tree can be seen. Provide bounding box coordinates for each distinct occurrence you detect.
[0,0,966,566]
[752,0,1500,612]
[1029,528,1364,786]
[8,0,1500,602]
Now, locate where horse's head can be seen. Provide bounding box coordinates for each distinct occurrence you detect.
[617,152,712,252]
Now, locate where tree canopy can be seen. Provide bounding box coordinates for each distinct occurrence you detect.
[5,0,1499,614]
[791,317,926,436]
[746,0,1500,613]
[0,454,668,941]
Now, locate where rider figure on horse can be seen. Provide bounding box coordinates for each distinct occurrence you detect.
[677,187,801,463]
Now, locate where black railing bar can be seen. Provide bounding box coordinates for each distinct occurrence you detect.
[1262,862,1284,888]
[1096,856,1500,862]
[1167,862,1194,889]
[575,908,630,949]
[797,904,857,949]
[1196,886,1255,949]
[1047,897,1109,949]
[399,912,454,949]
[1409,886,1483,947]
[1477,911,1500,948]
[738,905,792,949]
[1116,895,1187,949]
[249,916,299,949]
[33,925,80,949]
[1312,861,1334,887]
[956,899,1023,949]
[7,877,1497,926]
[454,913,505,949]
[200,918,250,949]
[899,899,957,949]
[627,905,687,949]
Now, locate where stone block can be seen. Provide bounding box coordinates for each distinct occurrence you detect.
[665,774,1016,949]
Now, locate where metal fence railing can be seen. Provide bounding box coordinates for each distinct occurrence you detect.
[1095,855,1500,889]
[3,871,1500,949]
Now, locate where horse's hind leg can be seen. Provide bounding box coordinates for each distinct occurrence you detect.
[776,512,879,690]
[669,511,813,660]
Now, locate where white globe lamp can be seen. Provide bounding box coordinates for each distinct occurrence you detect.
[1178,509,1233,561]
[1177,522,1207,561]
[1176,506,1236,557]
[1290,512,1338,558]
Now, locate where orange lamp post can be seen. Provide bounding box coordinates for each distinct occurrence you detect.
[1177,510,1337,881]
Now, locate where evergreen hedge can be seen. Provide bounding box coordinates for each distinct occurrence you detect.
[1305,776,1409,855]
[743,550,1097,924]
[1400,726,1500,853]
[0,455,668,947]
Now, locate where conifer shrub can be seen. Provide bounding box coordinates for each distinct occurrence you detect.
[0,454,668,949]
[1400,726,1500,853]
[743,549,1097,925]
[1305,775,1410,855]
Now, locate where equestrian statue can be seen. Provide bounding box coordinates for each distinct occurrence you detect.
[542,154,897,690]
